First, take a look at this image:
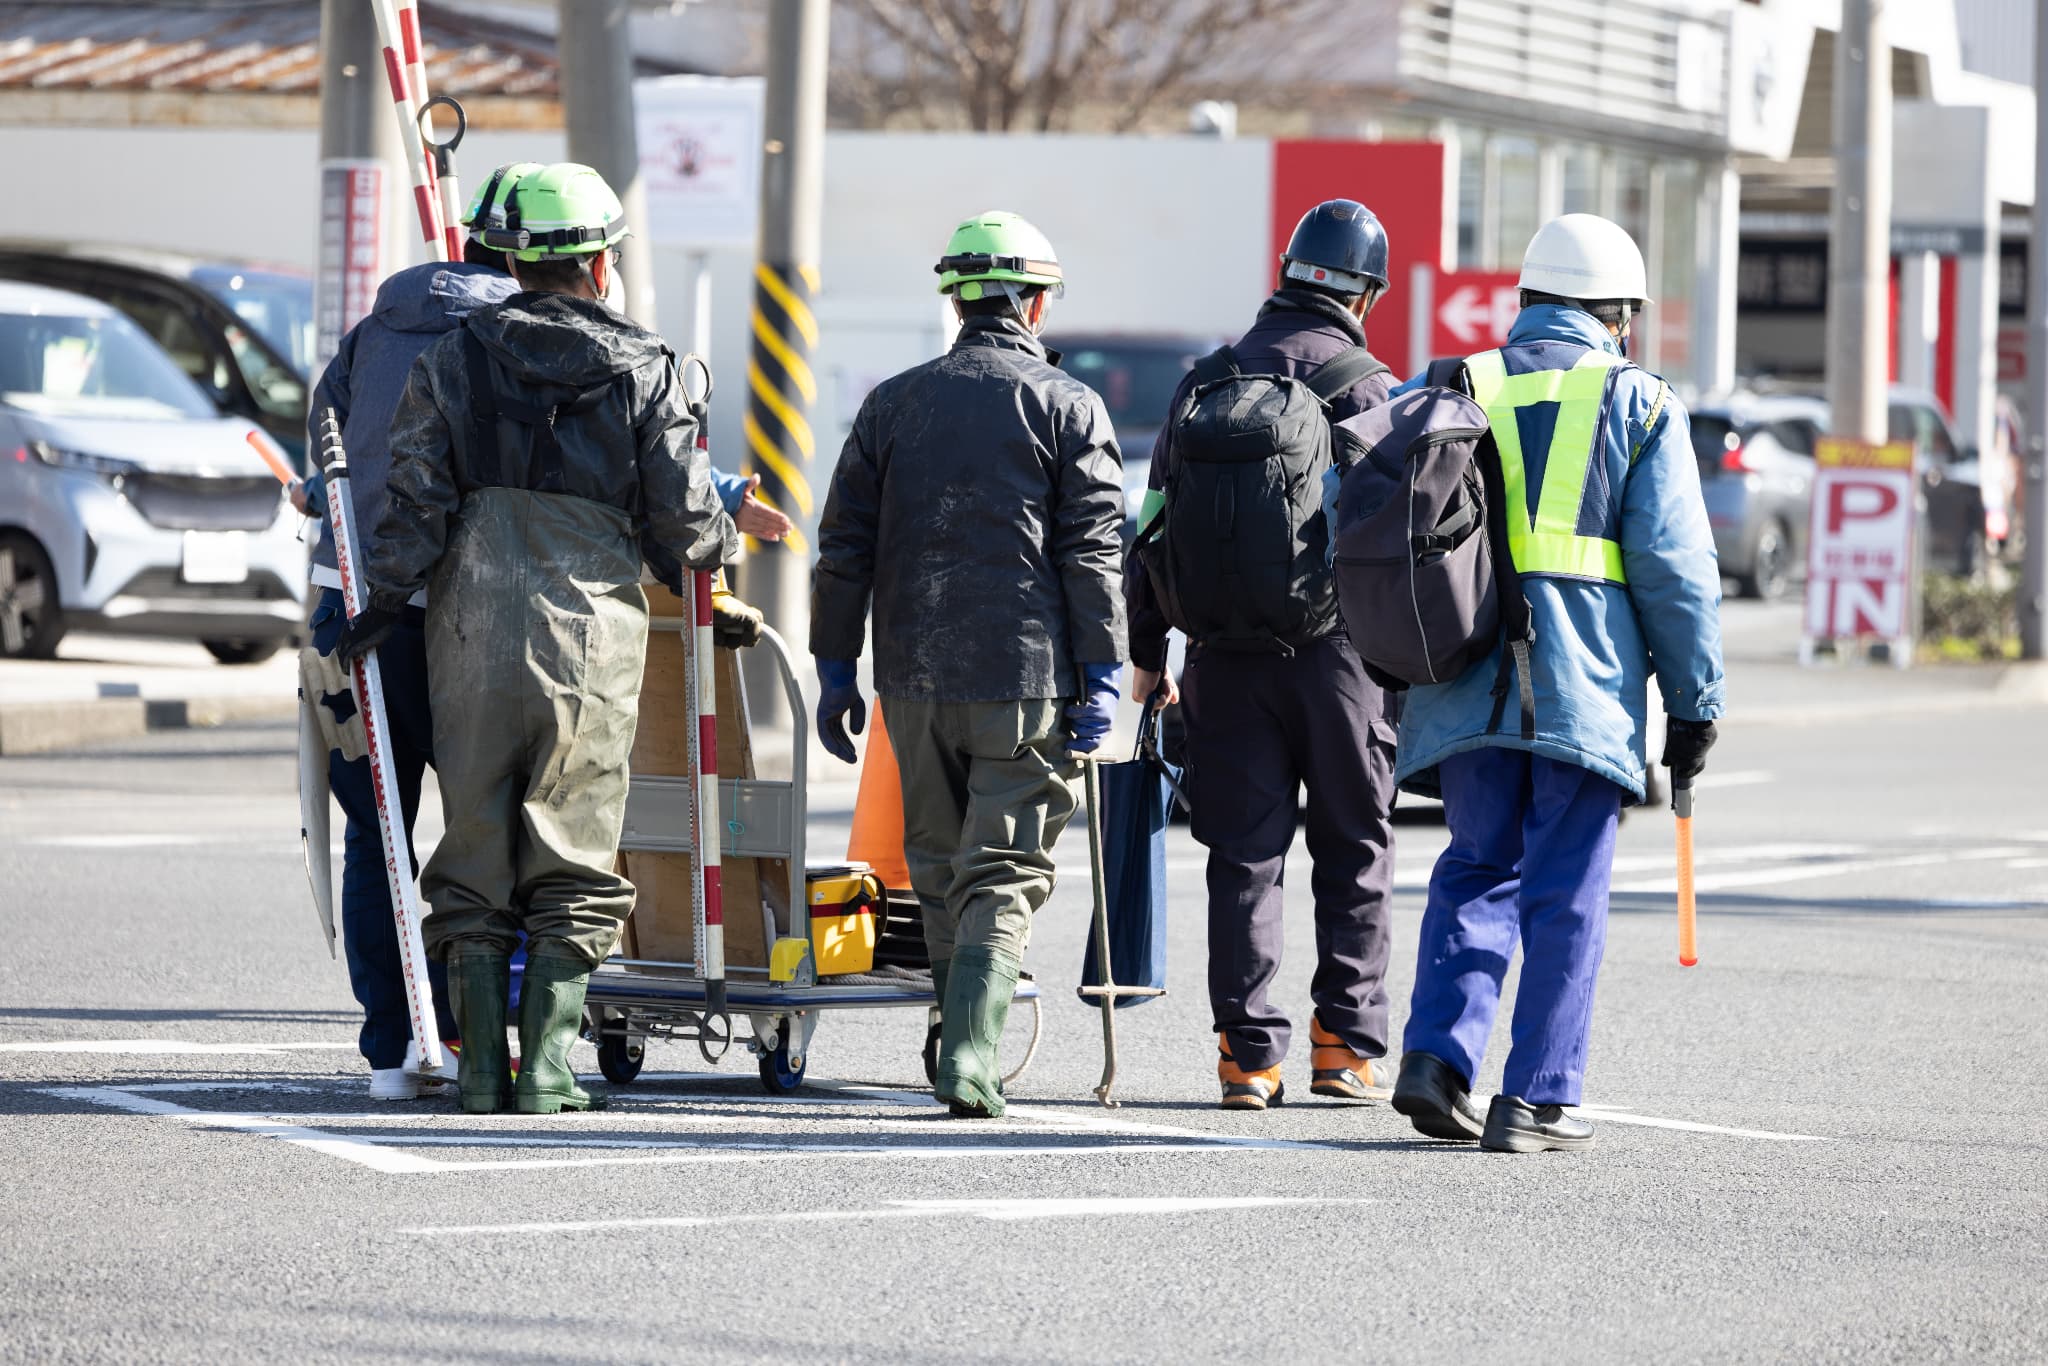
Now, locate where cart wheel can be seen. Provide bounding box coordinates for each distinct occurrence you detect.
[757,1037,806,1094]
[597,1031,645,1085]
[922,1018,940,1086]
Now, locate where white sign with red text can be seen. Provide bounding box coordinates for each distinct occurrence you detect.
[1802,438,1916,658]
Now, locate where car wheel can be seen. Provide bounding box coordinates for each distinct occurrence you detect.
[0,532,65,659]
[203,639,283,666]
[1736,520,1792,601]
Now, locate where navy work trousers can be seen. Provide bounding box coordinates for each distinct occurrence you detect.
[310,588,455,1069]
[1180,634,1397,1071]
[1403,747,1622,1106]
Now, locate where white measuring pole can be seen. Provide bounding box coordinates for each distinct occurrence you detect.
[367,0,447,260]
[318,412,443,1073]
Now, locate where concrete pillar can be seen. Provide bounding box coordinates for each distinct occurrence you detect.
[1896,250,1940,393]
[558,0,657,326]
[1694,160,1741,397]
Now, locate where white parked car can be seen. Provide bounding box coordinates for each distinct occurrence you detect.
[0,281,305,662]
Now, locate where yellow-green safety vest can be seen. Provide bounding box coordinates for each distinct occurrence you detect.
[1464,348,1628,585]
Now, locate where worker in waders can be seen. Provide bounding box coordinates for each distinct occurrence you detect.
[1388,214,1724,1152]
[811,211,1127,1119]
[1126,199,1400,1111]
[297,162,534,1100]
[341,163,742,1115]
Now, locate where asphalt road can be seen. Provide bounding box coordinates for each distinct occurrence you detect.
[2,604,2045,1364]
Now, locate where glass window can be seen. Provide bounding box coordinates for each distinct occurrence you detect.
[1053,343,1197,435]
[1493,137,1540,270]
[1613,156,1651,247]
[191,267,316,378]
[1914,406,1959,463]
[1562,146,1601,216]
[1653,159,1698,386]
[0,309,217,420]
[1768,420,1817,457]
[1456,132,1485,269]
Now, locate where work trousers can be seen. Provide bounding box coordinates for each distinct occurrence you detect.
[309,589,456,1068]
[888,696,1080,967]
[1180,634,1397,1071]
[418,489,648,969]
[1403,746,1622,1106]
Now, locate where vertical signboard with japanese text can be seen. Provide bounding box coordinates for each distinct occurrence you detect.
[314,161,388,376]
[1801,437,1917,664]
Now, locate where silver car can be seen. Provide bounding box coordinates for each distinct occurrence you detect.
[0,282,305,662]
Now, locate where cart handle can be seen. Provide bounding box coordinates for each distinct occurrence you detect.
[748,623,808,957]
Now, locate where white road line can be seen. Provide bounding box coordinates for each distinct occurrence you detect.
[404,1197,1366,1237]
[1608,842,1865,875]
[2005,857,2048,870]
[26,834,200,849]
[0,1040,356,1055]
[41,1086,447,1174]
[1572,1106,1825,1142]
[1612,846,2033,894]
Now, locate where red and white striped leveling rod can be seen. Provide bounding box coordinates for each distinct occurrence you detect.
[318,410,443,1074]
[368,0,457,261]
[685,565,727,1022]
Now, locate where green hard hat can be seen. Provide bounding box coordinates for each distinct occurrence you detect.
[477,162,628,262]
[462,161,543,230]
[934,211,1064,300]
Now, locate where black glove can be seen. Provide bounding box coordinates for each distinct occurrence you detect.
[711,590,764,649]
[333,604,400,667]
[1661,717,1718,785]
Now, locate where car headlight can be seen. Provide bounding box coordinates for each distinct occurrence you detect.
[27,439,142,482]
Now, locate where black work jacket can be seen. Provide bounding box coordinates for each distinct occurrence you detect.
[811,314,1128,702]
[1124,288,1392,671]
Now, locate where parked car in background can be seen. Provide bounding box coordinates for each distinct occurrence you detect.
[1046,331,1217,538]
[0,282,306,662]
[1696,385,1989,599]
[0,242,313,468]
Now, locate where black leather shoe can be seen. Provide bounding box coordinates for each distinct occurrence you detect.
[1390,1051,1484,1141]
[1481,1094,1596,1153]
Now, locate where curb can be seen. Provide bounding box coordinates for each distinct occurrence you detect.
[0,694,296,756]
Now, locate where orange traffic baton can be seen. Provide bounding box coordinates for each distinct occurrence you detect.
[1673,779,1698,967]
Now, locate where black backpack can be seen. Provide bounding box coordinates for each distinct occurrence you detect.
[1330,358,1536,737]
[1135,343,1388,653]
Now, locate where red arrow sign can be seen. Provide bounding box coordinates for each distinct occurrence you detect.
[1429,271,1522,353]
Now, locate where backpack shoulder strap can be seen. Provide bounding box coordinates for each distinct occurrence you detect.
[1189,344,1239,388]
[1474,424,1536,741]
[1424,355,1472,394]
[1305,344,1390,403]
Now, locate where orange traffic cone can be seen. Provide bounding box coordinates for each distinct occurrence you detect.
[847,701,911,890]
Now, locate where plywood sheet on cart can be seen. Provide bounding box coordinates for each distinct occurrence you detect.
[619,586,782,969]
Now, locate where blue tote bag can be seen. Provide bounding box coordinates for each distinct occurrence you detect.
[1079,701,1185,1007]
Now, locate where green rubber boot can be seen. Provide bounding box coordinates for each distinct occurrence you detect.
[515,941,605,1114]
[447,943,512,1115]
[934,945,1019,1119]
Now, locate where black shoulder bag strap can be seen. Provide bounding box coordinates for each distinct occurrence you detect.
[1476,423,1537,741]
[1305,344,1390,404]
[1424,355,1472,393]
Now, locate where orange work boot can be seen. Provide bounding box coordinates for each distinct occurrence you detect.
[1309,1016,1392,1103]
[1217,1034,1284,1111]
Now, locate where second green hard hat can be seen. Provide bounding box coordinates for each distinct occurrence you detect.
[934,211,1064,301]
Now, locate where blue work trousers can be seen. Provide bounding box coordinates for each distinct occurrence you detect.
[1402,747,1621,1105]
[310,589,456,1069]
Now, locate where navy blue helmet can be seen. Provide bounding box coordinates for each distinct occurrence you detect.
[1281,199,1389,296]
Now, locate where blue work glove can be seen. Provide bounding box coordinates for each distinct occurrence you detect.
[815,658,866,765]
[1065,662,1120,755]
[298,470,326,520]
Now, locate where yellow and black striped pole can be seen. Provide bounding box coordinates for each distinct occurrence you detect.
[743,261,819,558]
[737,0,827,725]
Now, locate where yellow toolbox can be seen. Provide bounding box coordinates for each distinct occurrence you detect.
[807,863,884,977]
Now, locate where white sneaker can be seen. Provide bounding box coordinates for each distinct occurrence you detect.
[403,1038,460,1086]
[369,1068,421,1100]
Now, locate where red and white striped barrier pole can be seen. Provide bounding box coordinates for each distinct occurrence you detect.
[367,0,446,260]
[318,410,443,1075]
[687,561,727,1021]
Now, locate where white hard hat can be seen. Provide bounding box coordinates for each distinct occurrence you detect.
[1517,213,1650,304]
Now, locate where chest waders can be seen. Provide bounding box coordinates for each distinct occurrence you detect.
[1462,348,1653,740]
[427,326,653,1115]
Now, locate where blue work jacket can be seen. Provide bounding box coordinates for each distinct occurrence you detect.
[1390,304,1726,802]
